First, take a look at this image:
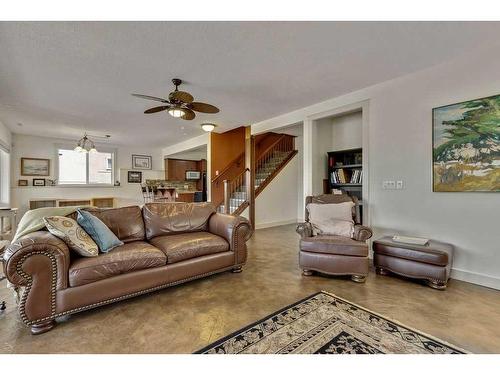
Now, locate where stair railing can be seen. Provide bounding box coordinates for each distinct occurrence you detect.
[223,168,249,214]
[255,134,295,176]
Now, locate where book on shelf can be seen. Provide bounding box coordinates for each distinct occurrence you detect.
[330,169,363,185]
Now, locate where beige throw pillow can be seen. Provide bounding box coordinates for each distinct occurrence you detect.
[307,202,355,237]
[43,216,98,257]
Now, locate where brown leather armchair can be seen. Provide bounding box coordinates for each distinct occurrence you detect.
[296,194,372,282]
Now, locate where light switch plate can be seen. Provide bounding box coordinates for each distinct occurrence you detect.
[396,180,404,189]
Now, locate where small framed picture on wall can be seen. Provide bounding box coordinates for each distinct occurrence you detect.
[33,178,46,186]
[132,154,152,170]
[128,171,142,183]
[18,179,28,186]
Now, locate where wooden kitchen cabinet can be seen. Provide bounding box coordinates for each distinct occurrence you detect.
[165,158,198,181]
[176,192,195,202]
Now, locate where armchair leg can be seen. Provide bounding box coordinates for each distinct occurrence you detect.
[232,266,243,273]
[376,267,389,276]
[426,280,447,290]
[302,269,313,276]
[351,275,367,283]
[31,320,56,335]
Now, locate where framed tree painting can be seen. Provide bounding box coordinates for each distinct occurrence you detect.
[433,94,500,192]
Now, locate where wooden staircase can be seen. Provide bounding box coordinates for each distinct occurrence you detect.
[216,133,297,217]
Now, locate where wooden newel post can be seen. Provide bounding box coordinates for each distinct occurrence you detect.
[223,179,230,214]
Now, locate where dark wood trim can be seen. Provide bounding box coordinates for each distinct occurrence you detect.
[211,152,245,184]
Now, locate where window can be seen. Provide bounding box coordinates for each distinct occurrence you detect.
[58,148,115,185]
[0,148,10,205]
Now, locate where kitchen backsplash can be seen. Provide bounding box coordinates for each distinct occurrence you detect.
[146,179,198,191]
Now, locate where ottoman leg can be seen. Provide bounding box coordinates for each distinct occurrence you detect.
[426,280,447,290]
[376,267,389,276]
[351,275,366,283]
[302,269,313,276]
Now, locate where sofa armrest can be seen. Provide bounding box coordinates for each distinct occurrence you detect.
[352,225,373,242]
[208,213,253,265]
[3,231,71,324]
[296,222,313,238]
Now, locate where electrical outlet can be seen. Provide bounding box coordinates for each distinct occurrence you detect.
[396,180,404,189]
[383,180,396,189]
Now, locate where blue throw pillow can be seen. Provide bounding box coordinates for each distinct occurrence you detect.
[76,209,123,253]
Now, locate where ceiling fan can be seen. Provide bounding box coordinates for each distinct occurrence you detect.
[132,78,219,120]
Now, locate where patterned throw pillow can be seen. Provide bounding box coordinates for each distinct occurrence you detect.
[43,216,98,257]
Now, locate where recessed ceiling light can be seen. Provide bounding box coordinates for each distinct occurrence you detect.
[201,123,216,132]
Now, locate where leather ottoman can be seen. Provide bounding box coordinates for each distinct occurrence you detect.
[372,236,454,290]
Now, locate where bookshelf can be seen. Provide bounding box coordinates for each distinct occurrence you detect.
[327,148,363,201]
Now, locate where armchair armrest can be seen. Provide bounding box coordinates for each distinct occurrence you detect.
[352,224,373,242]
[3,231,71,325]
[208,213,253,265]
[296,222,313,238]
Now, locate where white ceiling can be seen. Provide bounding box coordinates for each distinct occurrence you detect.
[1,22,500,147]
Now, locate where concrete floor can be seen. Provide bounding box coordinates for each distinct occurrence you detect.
[1,224,500,353]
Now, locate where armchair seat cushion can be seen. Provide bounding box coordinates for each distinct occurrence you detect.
[69,241,166,287]
[300,235,368,257]
[150,232,229,264]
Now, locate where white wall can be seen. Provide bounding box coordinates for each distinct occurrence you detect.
[253,155,300,229]
[0,120,12,205]
[252,46,500,289]
[11,134,164,215]
[331,111,362,151]
[167,146,207,161]
[311,111,363,195]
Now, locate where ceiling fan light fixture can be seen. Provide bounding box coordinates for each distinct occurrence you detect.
[168,107,186,118]
[201,123,216,132]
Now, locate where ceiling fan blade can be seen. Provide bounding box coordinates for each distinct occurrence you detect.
[144,106,170,114]
[132,93,169,103]
[188,102,219,114]
[169,90,194,104]
[181,108,196,120]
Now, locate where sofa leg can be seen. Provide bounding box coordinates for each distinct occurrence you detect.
[232,266,243,273]
[426,280,447,290]
[31,320,56,335]
[376,267,389,276]
[351,275,366,283]
[302,269,313,276]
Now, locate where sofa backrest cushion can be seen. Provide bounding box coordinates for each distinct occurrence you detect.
[143,202,216,240]
[68,206,145,243]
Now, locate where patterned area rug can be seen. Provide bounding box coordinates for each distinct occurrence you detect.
[195,291,467,354]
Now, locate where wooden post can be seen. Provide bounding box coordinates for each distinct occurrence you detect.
[223,179,230,214]
[245,127,255,229]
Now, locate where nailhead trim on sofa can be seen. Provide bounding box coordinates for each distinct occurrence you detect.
[13,220,251,327]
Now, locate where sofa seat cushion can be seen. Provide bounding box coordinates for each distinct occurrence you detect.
[69,241,166,287]
[300,235,368,257]
[150,232,229,264]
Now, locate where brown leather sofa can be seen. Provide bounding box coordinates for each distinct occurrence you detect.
[296,194,373,282]
[3,203,252,334]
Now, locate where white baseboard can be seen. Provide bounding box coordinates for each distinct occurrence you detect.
[255,219,297,229]
[451,268,500,290]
